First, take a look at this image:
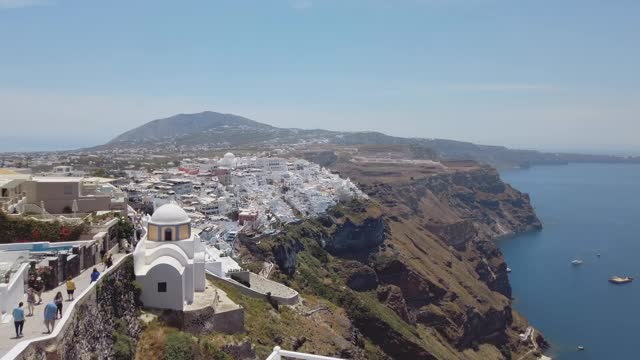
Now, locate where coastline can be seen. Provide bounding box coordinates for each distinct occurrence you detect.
[499,163,640,359]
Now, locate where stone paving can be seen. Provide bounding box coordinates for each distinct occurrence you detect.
[248,273,297,298]
[0,253,126,358]
[185,280,240,313]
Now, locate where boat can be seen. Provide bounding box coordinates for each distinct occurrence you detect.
[577,346,585,351]
[506,267,512,273]
[609,276,634,284]
[596,253,601,257]
[571,259,583,265]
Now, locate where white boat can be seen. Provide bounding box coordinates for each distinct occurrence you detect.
[571,259,583,265]
[506,267,512,273]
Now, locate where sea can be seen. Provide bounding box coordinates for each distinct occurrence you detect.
[498,163,640,360]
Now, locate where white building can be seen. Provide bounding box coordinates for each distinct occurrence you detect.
[219,152,237,169]
[133,203,206,310]
[0,251,30,322]
[166,179,193,195]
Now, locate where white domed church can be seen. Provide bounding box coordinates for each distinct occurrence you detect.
[134,203,206,310]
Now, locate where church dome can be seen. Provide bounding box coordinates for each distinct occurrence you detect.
[150,203,190,225]
[223,152,235,159]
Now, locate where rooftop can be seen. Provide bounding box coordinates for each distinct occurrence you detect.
[150,203,190,225]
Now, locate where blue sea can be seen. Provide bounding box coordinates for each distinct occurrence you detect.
[499,163,640,360]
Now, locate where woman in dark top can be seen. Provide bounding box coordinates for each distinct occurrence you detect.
[54,291,64,319]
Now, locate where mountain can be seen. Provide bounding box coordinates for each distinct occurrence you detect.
[107,111,410,149]
[104,111,640,168]
[108,111,275,144]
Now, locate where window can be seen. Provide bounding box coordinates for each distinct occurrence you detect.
[157,282,167,293]
[164,228,173,241]
[147,224,158,241]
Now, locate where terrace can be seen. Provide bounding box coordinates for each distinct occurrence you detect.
[266,347,343,360]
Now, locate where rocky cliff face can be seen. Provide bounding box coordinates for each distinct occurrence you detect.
[247,161,543,360]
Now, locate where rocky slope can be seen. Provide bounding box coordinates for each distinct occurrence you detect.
[239,159,544,359]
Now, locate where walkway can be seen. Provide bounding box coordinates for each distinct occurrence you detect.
[0,254,126,358]
[516,328,539,360]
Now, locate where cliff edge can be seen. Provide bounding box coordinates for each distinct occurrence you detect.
[240,159,544,359]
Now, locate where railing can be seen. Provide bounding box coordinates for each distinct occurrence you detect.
[266,347,343,360]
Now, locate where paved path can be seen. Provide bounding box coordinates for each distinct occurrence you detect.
[516,328,539,360]
[0,254,126,358]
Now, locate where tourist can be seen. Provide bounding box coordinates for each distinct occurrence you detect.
[90,268,100,283]
[54,292,64,319]
[12,302,25,338]
[106,253,113,269]
[102,252,109,271]
[66,276,76,301]
[26,287,36,316]
[33,277,43,305]
[44,302,57,334]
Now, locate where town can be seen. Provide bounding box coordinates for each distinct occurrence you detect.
[0,150,367,360]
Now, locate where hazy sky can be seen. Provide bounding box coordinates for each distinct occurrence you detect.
[1,0,639,153]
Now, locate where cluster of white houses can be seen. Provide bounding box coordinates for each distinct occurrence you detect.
[123,153,365,238]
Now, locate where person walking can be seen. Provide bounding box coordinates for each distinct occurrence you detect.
[33,277,43,305]
[89,268,100,284]
[66,276,76,301]
[54,292,64,319]
[106,253,113,269]
[26,287,36,316]
[102,252,109,271]
[12,302,25,338]
[44,302,57,334]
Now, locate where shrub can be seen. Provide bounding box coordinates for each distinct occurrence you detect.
[163,331,193,360]
[265,291,279,311]
[200,340,233,360]
[113,332,134,360]
[132,280,143,305]
[112,319,134,360]
[0,210,88,243]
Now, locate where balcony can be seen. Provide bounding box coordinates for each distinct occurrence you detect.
[266,347,343,360]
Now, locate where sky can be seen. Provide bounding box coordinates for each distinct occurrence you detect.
[0,0,639,154]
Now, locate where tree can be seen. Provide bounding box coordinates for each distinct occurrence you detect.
[226,210,239,221]
[116,216,135,240]
[90,168,109,178]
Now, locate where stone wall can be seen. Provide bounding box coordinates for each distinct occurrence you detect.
[159,305,245,335]
[14,256,142,360]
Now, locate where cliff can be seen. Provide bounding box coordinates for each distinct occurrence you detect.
[240,160,543,359]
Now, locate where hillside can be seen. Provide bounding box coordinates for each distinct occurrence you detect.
[102,111,640,168]
[232,159,546,359]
